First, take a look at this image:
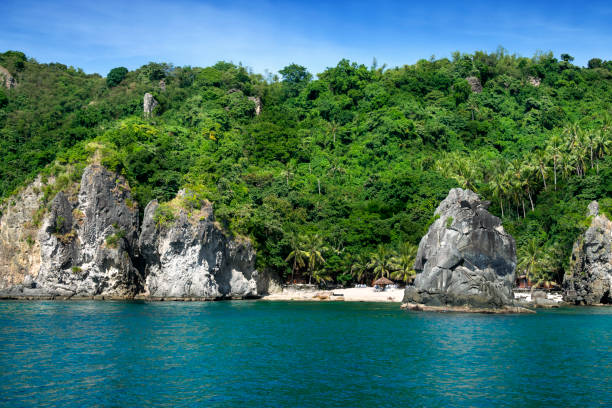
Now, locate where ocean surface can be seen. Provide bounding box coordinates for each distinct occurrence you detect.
[0,301,610,407]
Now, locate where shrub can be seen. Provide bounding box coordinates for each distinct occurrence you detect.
[106,67,128,87]
[153,203,175,228]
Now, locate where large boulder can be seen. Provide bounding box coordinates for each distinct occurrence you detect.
[138,191,263,299]
[143,92,158,117]
[563,201,612,305]
[403,188,518,311]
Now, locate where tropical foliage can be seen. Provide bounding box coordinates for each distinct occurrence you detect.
[1,49,611,285]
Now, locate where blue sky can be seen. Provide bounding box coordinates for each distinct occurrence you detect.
[2,0,612,76]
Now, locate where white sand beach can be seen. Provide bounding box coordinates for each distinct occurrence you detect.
[262,287,405,302]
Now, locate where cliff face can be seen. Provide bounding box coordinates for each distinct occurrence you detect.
[403,188,517,310]
[0,176,46,289]
[0,166,272,299]
[139,194,259,298]
[563,201,612,305]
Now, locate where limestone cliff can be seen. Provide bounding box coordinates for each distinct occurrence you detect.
[0,176,47,289]
[0,165,274,299]
[403,188,519,311]
[139,192,260,299]
[0,165,140,298]
[563,201,612,305]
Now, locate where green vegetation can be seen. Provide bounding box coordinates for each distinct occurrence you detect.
[1,49,611,285]
[105,229,126,248]
[106,67,128,88]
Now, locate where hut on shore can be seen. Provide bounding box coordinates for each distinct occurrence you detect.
[373,277,394,288]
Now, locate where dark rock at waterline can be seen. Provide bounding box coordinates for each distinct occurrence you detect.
[403,188,517,310]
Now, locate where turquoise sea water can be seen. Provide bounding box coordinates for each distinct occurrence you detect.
[0,301,610,407]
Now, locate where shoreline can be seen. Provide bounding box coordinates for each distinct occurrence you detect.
[0,287,406,303]
[262,287,405,302]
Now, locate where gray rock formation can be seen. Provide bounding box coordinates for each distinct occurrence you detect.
[0,176,47,289]
[0,166,277,300]
[248,96,262,116]
[138,192,261,299]
[403,188,517,310]
[0,165,141,298]
[563,201,612,305]
[528,76,541,87]
[466,76,482,93]
[143,92,158,117]
[0,66,16,89]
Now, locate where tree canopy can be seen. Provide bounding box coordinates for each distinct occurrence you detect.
[1,49,611,285]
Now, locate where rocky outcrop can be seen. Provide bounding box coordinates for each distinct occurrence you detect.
[0,176,47,289]
[0,166,277,300]
[563,201,612,305]
[528,76,541,87]
[466,76,482,93]
[0,165,141,298]
[403,188,520,311]
[143,93,158,117]
[138,192,261,299]
[248,96,262,116]
[0,66,16,89]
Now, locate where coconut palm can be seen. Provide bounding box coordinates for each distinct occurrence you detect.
[390,242,418,283]
[303,234,326,284]
[368,245,396,280]
[532,149,549,189]
[520,159,537,211]
[516,238,552,290]
[563,122,582,151]
[285,233,308,284]
[350,253,371,284]
[546,134,563,190]
[593,128,611,173]
[311,269,332,286]
[489,168,507,217]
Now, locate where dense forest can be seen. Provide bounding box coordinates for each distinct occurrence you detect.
[1,49,611,287]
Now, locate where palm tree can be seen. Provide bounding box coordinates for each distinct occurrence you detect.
[435,152,480,192]
[350,253,371,284]
[368,245,396,280]
[593,128,611,173]
[516,238,551,291]
[563,122,582,151]
[303,234,326,284]
[311,269,333,286]
[520,159,536,211]
[489,169,507,217]
[546,134,563,190]
[390,242,418,284]
[584,130,596,169]
[285,233,308,284]
[280,161,295,187]
[532,149,549,189]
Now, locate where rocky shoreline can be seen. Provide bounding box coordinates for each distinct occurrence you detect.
[1,173,610,312]
[0,163,277,300]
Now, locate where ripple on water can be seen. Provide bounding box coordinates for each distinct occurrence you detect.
[0,301,610,407]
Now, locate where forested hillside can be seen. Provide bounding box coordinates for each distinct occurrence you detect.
[1,49,611,286]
